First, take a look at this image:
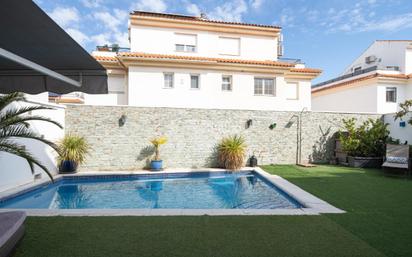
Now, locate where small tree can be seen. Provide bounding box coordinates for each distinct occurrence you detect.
[339,118,389,157]
[395,99,412,125]
[150,136,167,161]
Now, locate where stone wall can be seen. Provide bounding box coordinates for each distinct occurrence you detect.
[65,105,381,170]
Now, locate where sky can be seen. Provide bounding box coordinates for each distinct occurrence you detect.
[34,0,412,83]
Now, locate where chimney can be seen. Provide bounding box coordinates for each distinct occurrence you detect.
[200,13,208,20]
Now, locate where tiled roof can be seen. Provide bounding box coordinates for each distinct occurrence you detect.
[312,73,410,93]
[131,11,281,29]
[290,67,322,74]
[93,56,118,62]
[119,52,295,67]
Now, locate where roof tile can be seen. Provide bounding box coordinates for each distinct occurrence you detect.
[131,11,281,29]
[119,52,294,67]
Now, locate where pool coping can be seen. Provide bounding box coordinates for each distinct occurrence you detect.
[0,167,345,216]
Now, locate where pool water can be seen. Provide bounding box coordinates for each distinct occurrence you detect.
[0,172,302,209]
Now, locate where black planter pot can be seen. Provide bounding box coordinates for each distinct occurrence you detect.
[59,160,78,173]
[347,156,383,168]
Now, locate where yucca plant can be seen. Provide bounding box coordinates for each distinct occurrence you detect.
[150,136,167,161]
[58,134,89,172]
[0,92,62,181]
[217,135,247,170]
[149,136,167,171]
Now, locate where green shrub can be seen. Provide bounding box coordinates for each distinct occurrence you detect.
[339,118,389,157]
[217,135,247,170]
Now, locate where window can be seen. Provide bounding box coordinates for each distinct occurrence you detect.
[285,82,298,100]
[219,37,240,56]
[254,78,275,96]
[222,75,232,91]
[353,66,362,72]
[190,74,200,89]
[386,87,397,103]
[163,73,174,88]
[175,33,197,52]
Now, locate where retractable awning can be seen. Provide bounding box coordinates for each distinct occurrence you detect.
[0,0,108,94]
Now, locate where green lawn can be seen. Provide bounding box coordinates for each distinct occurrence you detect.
[12,165,412,257]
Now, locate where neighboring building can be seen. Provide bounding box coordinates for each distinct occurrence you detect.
[70,11,320,111]
[312,40,412,114]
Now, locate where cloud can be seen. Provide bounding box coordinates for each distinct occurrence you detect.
[90,8,129,47]
[81,0,104,8]
[360,13,412,32]
[48,7,80,27]
[131,0,167,13]
[208,0,248,22]
[93,9,128,32]
[66,28,89,45]
[91,33,111,46]
[250,0,264,9]
[186,3,201,16]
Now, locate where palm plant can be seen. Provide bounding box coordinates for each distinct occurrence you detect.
[57,134,89,164]
[0,92,62,181]
[150,136,167,161]
[217,135,247,170]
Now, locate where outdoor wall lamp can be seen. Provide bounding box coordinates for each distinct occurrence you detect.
[269,122,277,130]
[119,114,127,127]
[246,119,253,129]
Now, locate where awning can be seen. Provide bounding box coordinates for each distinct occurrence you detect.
[0,0,108,94]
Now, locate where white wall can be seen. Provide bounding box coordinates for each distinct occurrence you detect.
[384,112,412,144]
[376,82,407,114]
[343,41,411,75]
[84,75,128,105]
[405,45,412,75]
[130,25,278,61]
[313,79,410,114]
[127,66,311,111]
[0,101,65,192]
[312,83,378,113]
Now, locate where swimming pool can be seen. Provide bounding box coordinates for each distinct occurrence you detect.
[0,171,302,210]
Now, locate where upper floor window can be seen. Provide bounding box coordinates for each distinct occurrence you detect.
[386,87,397,103]
[163,73,174,88]
[219,37,240,56]
[222,75,232,91]
[254,78,275,96]
[285,82,299,100]
[175,33,197,53]
[190,74,200,89]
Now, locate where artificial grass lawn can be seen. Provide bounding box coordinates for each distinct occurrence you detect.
[12,165,412,257]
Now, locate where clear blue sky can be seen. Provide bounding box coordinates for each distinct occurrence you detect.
[34,0,412,83]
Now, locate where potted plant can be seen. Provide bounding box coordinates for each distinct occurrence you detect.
[58,134,89,173]
[217,135,247,170]
[150,136,167,171]
[339,118,389,168]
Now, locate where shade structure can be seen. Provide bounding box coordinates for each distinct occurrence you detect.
[0,0,108,94]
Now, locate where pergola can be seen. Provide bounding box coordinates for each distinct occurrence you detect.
[0,0,108,94]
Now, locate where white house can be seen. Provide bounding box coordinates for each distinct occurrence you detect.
[312,40,412,114]
[60,11,320,111]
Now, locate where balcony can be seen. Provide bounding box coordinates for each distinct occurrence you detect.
[49,92,84,104]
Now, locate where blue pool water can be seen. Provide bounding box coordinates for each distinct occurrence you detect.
[0,172,302,209]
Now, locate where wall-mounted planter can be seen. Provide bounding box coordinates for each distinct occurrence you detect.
[347,156,383,168]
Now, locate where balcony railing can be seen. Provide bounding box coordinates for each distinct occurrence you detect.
[313,65,404,88]
[312,66,378,88]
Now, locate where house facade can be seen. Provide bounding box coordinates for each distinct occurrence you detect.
[92,12,321,111]
[45,11,321,111]
[312,40,412,114]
